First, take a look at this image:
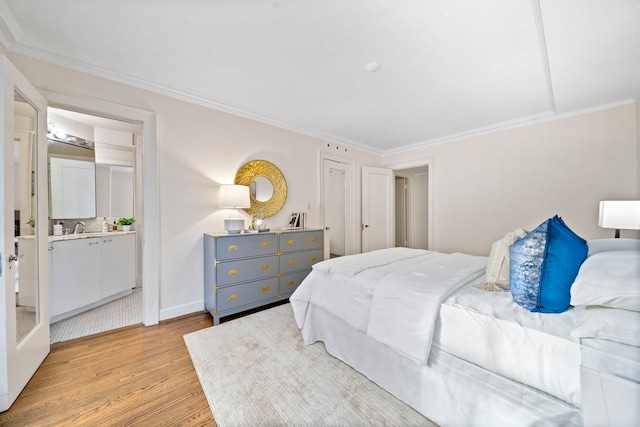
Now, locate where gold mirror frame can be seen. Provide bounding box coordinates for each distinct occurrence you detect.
[235,160,287,217]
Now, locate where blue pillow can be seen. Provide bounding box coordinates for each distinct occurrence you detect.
[509,216,588,313]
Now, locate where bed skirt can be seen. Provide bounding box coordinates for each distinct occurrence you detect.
[298,304,581,427]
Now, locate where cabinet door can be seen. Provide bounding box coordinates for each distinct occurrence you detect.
[50,238,101,319]
[101,233,136,298]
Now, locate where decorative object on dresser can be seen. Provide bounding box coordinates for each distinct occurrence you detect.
[218,184,251,234]
[203,229,323,325]
[598,200,640,238]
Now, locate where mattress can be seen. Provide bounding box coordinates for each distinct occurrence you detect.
[434,277,582,407]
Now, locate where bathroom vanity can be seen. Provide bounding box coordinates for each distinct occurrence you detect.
[48,231,136,323]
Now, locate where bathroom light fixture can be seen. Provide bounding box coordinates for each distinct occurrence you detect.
[219,184,250,234]
[598,200,640,238]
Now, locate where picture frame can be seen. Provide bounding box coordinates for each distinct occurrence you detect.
[288,212,300,228]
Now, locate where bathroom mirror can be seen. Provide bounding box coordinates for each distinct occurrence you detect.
[235,160,287,217]
[48,139,97,219]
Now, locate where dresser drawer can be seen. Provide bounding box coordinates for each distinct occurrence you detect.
[215,234,278,261]
[216,255,278,286]
[280,230,323,253]
[216,278,278,312]
[279,249,322,275]
[279,270,312,296]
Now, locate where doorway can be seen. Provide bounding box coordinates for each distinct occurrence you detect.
[46,108,143,342]
[393,165,429,250]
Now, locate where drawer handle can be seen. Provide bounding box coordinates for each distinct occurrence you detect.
[287,280,295,286]
[311,237,317,242]
[228,294,238,300]
[287,239,295,245]
[228,269,238,275]
[262,242,270,247]
[311,256,317,261]
[262,264,270,270]
[261,286,270,293]
[288,260,295,265]
[228,245,238,251]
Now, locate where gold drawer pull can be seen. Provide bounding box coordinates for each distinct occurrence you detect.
[228,269,238,275]
[287,280,295,286]
[262,264,270,270]
[261,286,270,293]
[262,241,270,247]
[311,237,317,242]
[228,294,238,300]
[228,245,238,251]
[288,239,295,245]
[311,256,317,261]
[288,260,295,265]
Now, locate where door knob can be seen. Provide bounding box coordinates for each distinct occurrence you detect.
[8,254,18,262]
[325,227,330,230]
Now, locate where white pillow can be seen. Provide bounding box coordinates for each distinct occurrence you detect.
[570,250,640,311]
[571,305,640,346]
[477,229,527,292]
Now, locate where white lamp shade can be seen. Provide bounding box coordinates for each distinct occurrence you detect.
[219,184,250,208]
[598,201,640,230]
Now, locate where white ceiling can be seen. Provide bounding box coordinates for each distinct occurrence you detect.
[0,0,638,154]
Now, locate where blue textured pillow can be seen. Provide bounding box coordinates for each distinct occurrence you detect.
[509,216,588,313]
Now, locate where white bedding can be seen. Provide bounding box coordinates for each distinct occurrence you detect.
[435,282,581,406]
[292,248,486,364]
[291,247,581,407]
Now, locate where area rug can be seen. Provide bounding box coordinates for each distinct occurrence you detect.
[184,304,435,427]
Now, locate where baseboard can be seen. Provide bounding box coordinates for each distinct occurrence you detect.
[159,300,204,321]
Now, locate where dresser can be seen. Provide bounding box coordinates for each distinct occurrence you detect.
[203,229,323,325]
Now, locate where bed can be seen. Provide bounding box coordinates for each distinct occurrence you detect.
[289,233,640,427]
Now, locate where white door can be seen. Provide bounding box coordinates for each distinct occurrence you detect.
[323,160,345,256]
[361,166,394,252]
[0,55,49,411]
[322,157,354,257]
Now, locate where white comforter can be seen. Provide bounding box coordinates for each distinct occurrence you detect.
[290,248,486,364]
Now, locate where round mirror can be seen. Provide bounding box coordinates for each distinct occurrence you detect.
[235,160,287,217]
[251,176,274,202]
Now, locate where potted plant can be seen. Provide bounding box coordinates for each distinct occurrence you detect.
[117,217,135,232]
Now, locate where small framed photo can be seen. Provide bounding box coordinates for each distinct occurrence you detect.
[288,212,300,228]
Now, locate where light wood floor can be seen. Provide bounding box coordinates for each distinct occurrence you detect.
[0,312,216,426]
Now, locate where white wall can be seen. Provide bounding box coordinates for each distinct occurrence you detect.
[7,53,381,320]
[384,104,638,255]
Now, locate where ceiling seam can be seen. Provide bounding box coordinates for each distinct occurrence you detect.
[531,0,556,114]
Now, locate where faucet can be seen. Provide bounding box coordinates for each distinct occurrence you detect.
[72,221,85,234]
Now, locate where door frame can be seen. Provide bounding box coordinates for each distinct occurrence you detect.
[42,90,160,326]
[388,158,434,251]
[319,152,355,257]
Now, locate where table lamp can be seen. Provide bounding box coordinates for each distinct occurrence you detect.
[219,184,250,234]
[598,200,640,238]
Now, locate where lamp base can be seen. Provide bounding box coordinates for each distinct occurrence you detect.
[224,218,245,234]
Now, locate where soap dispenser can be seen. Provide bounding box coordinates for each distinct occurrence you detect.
[101,218,108,233]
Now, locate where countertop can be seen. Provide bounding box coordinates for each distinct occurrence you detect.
[17,230,136,242]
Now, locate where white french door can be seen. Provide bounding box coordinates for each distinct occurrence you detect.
[0,55,49,411]
[361,166,394,253]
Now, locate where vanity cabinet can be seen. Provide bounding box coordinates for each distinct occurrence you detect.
[101,233,135,297]
[50,237,102,320]
[204,229,323,325]
[49,232,136,322]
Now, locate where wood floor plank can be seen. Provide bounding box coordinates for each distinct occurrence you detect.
[0,312,216,427]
